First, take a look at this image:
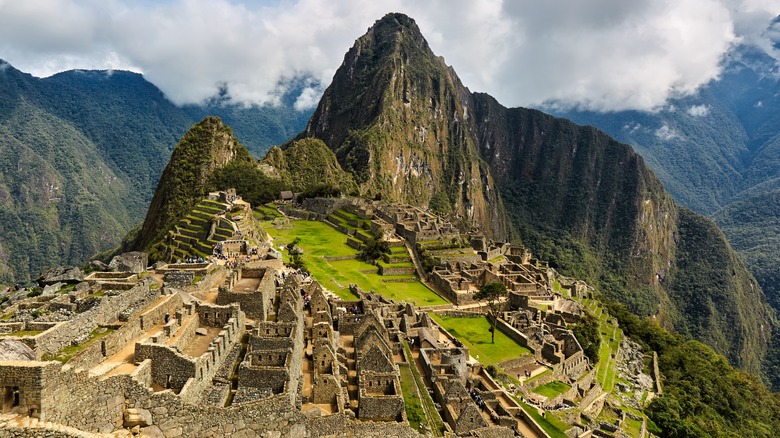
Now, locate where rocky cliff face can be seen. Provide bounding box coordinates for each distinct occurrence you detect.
[300,13,775,377]
[134,116,253,252]
[469,94,772,374]
[304,13,508,239]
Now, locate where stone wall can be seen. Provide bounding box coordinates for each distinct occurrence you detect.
[494,317,534,352]
[163,271,194,287]
[358,392,404,421]
[217,268,274,320]
[377,265,416,276]
[24,281,160,360]
[0,358,426,437]
[68,293,184,368]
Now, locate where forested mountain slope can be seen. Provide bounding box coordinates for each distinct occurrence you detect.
[0,61,310,283]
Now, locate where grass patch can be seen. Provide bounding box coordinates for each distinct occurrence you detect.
[46,327,115,363]
[254,204,283,220]
[430,314,532,364]
[622,417,642,438]
[533,381,571,399]
[399,363,427,431]
[512,395,569,438]
[265,220,446,305]
[376,259,414,268]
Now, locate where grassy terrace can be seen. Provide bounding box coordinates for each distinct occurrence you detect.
[532,381,571,399]
[430,314,531,364]
[253,203,284,220]
[263,219,447,305]
[402,341,445,435]
[45,327,116,363]
[511,394,569,438]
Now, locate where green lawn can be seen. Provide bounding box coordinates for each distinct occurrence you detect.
[532,381,571,399]
[430,314,531,364]
[45,327,115,363]
[263,219,447,305]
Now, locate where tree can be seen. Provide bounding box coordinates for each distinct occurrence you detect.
[286,237,308,273]
[358,234,390,262]
[474,282,508,344]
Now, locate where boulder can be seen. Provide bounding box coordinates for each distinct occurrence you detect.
[123,408,153,428]
[90,260,109,271]
[109,252,148,273]
[38,266,84,285]
[139,425,165,438]
[195,328,208,336]
[0,339,35,361]
[42,282,63,295]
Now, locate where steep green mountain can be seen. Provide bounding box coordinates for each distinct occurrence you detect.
[714,189,780,311]
[261,138,357,194]
[302,14,509,239]
[301,13,775,379]
[132,116,254,257]
[0,63,187,284]
[0,61,311,284]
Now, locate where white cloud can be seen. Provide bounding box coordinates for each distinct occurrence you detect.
[655,124,679,141]
[687,104,711,116]
[0,0,776,111]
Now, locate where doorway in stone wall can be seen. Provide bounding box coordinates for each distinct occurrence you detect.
[2,386,19,412]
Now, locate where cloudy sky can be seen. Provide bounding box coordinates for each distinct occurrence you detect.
[0,0,777,112]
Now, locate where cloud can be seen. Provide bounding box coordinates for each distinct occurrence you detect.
[655,124,679,141]
[0,0,776,111]
[687,104,711,116]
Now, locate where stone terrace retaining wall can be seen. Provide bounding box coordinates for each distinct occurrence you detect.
[68,292,184,371]
[19,281,160,360]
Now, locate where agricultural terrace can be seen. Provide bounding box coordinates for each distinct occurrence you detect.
[430,314,532,364]
[261,218,447,305]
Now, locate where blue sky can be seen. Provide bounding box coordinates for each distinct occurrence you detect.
[0,0,777,111]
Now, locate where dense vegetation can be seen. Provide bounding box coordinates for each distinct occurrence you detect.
[207,160,282,206]
[261,138,357,194]
[607,302,780,438]
[572,314,600,363]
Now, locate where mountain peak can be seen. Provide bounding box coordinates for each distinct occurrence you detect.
[303,13,508,239]
[133,116,253,253]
